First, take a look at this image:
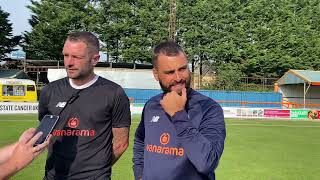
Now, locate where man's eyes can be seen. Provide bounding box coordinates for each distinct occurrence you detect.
[63,54,83,59]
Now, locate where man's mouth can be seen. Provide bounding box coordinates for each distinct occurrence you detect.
[170,82,185,90]
[67,68,77,71]
[172,83,184,88]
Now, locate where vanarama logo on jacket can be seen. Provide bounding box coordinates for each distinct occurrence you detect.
[52,117,96,137]
[146,132,184,156]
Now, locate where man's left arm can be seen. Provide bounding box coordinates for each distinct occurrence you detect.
[161,88,226,175]
[111,127,130,165]
[171,104,225,174]
[111,86,131,165]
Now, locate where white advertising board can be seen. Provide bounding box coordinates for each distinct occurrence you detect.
[0,102,38,114]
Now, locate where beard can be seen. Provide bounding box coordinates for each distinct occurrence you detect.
[159,75,191,95]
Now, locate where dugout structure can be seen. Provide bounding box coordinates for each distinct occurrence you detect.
[276,69,320,109]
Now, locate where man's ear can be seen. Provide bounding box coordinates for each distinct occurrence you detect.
[152,68,159,81]
[91,54,100,66]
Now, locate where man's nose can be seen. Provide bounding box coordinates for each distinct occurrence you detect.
[174,72,182,81]
[65,56,74,66]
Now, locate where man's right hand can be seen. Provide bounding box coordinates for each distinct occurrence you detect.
[160,88,187,117]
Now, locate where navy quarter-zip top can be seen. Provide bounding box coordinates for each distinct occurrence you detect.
[133,89,226,180]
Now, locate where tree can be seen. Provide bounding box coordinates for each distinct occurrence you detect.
[23,0,99,60]
[21,0,320,80]
[203,62,245,91]
[178,0,247,74]
[240,0,320,77]
[96,0,169,63]
[0,7,21,59]
[179,0,320,80]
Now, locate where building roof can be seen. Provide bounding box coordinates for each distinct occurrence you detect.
[277,69,320,86]
[0,70,29,79]
[24,60,153,69]
[0,78,35,85]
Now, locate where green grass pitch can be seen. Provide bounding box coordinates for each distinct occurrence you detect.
[0,114,320,180]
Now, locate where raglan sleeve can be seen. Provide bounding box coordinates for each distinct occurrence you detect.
[111,86,131,128]
[171,100,226,175]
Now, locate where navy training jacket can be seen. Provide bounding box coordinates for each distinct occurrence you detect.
[133,89,226,180]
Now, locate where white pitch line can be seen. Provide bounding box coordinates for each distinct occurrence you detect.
[226,123,319,128]
[2,120,319,128]
[0,119,36,122]
[131,121,320,128]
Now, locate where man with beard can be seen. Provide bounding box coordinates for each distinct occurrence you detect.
[133,41,226,180]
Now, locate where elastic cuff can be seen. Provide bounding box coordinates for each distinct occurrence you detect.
[171,110,188,121]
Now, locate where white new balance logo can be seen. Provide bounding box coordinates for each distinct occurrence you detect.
[56,102,66,108]
[150,116,160,123]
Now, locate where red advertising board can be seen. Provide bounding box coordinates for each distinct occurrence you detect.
[307,110,320,120]
[264,109,290,118]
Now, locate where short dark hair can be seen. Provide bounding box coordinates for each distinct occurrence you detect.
[66,31,99,53]
[152,41,186,68]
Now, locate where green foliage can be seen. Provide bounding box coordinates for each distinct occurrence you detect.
[22,0,320,80]
[239,0,320,77]
[203,62,246,91]
[96,0,169,63]
[0,7,21,59]
[23,0,99,60]
[178,0,320,78]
